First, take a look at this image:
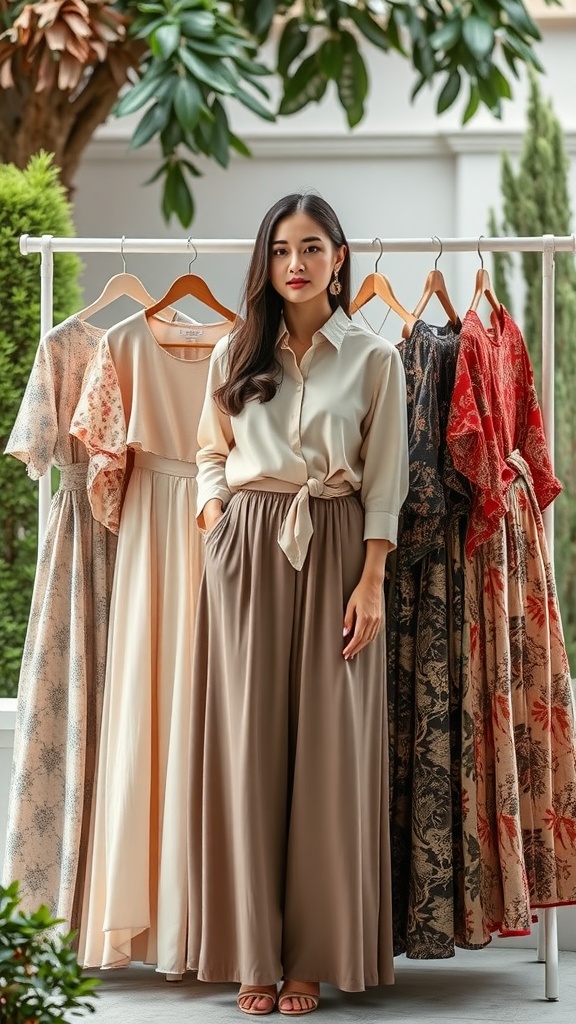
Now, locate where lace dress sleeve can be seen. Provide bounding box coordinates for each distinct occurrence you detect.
[70,337,127,533]
[5,338,58,479]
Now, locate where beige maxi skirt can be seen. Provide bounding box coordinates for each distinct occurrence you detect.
[187,489,394,992]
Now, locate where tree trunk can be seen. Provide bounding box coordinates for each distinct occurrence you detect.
[0,56,130,190]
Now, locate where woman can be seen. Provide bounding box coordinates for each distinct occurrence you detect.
[188,193,409,1016]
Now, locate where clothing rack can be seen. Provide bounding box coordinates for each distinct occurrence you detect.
[20,230,576,1002]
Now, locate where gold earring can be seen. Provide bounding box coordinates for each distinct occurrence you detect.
[329,266,342,296]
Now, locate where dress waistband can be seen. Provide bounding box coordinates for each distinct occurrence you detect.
[134,451,198,478]
[243,477,354,571]
[59,463,88,490]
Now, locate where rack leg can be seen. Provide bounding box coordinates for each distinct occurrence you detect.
[536,910,546,962]
[544,908,559,1001]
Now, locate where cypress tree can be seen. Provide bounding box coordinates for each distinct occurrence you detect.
[0,153,81,697]
[491,77,576,672]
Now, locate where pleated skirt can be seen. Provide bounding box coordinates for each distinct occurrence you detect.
[187,489,394,992]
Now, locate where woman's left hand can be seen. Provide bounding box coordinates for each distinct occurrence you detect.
[342,577,383,660]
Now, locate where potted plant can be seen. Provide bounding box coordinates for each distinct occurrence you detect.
[0,880,99,1022]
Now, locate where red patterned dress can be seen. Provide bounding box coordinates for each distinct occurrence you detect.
[447,306,576,946]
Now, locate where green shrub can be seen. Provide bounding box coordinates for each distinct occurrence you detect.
[0,153,81,698]
[0,880,99,1022]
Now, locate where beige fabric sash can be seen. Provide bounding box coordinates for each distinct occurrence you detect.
[59,463,88,490]
[134,451,198,478]
[242,477,354,570]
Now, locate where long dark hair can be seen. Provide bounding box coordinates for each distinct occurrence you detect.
[215,193,350,416]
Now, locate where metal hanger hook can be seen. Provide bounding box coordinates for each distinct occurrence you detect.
[187,237,198,273]
[372,237,384,273]
[477,235,485,270]
[120,235,127,274]
[433,235,443,270]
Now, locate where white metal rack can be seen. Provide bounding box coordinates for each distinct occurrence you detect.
[20,230,576,1001]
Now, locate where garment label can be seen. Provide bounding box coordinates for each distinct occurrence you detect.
[178,327,205,339]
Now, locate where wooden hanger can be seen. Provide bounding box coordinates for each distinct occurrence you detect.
[76,237,178,322]
[350,238,417,331]
[470,236,501,314]
[401,236,459,338]
[145,240,236,348]
[77,273,158,321]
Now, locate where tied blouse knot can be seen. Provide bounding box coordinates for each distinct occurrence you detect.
[276,476,353,571]
[195,306,409,570]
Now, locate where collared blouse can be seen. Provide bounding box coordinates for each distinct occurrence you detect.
[196,305,409,569]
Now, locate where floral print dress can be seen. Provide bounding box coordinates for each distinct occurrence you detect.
[447,307,576,946]
[2,316,117,931]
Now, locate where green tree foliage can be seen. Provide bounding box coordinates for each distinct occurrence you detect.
[0,153,81,698]
[0,0,559,225]
[491,77,576,671]
[0,880,99,1022]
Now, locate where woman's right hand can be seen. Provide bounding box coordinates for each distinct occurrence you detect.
[203,498,225,534]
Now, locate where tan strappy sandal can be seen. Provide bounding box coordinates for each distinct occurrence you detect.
[237,984,278,1016]
[278,980,319,1016]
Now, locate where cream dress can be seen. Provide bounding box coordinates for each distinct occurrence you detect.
[3,316,116,931]
[70,311,230,975]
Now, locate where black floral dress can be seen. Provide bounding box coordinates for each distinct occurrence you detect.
[386,319,471,958]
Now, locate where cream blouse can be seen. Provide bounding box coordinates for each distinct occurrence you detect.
[196,305,409,570]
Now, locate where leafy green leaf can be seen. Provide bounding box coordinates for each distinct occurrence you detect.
[234,83,276,121]
[279,54,328,116]
[160,117,184,154]
[477,73,501,112]
[436,69,462,114]
[114,72,164,117]
[347,6,390,51]
[130,101,171,149]
[462,16,495,60]
[278,18,308,78]
[180,11,217,39]
[413,38,436,81]
[178,48,235,94]
[210,98,230,167]
[228,132,252,158]
[173,75,204,131]
[142,161,169,186]
[499,0,541,40]
[163,159,199,224]
[503,31,544,72]
[463,83,480,123]
[410,74,427,102]
[185,37,241,58]
[319,38,343,80]
[131,16,167,41]
[150,21,181,61]
[243,0,277,38]
[337,33,368,129]
[386,9,408,56]
[429,19,462,52]
[181,159,203,177]
[234,55,270,78]
[491,65,513,100]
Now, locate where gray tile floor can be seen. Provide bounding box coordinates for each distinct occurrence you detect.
[85,948,576,1023]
